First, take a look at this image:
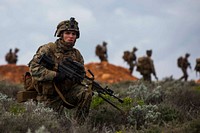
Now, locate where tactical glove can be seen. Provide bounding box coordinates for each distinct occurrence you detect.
[54,72,66,82]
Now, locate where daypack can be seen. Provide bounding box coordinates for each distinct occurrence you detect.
[177,56,183,68]
[95,45,103,56]
[17,72,38,103]
[123,51,136,62]
[17,42,57,103]
[136,56,152,74]
[123,51,131,62]
[195,58,200,72]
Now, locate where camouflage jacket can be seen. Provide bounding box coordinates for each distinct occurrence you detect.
[181,58,191,69]
[29,39,84,83]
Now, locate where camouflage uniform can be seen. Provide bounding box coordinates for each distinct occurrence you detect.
[96,41,108,62]
[29,17,92,123]
[140,50,158,82]
[128,47,137,74]
[5,48,19,64]
[142,57,156,81]
[179,53,191,81]
[5,49,13,64]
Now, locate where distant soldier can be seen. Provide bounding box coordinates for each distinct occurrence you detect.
[122,47,138,74]
[95,41,108,62]
[5,49,13,64]
[178,53,191,81]
[5,48,19,64]
[136,50,158,82]
[194,58,200,76]
[12,48,19,64]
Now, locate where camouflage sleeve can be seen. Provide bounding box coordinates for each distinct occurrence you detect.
[29,44,56,81]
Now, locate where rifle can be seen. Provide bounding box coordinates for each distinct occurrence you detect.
[38,54,124,113]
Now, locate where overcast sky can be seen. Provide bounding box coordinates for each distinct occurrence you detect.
[0,0,199,80]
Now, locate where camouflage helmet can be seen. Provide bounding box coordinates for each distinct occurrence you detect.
[14,48,19,53]
[102,41,107,46]
[185,53,190,57]
[146,49,152,56]
[133,47,138,51]
[54,17,80,38]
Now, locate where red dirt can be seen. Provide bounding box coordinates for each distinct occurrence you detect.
[0,62,138,84]
[0,64,29,84]
[85,61,138,83]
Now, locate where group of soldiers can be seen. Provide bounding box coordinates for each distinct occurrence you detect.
[122,48,158,82]
[5,48,19,64]
[95,43,200,82]
[95,44,158,82]
[122,48,200,82]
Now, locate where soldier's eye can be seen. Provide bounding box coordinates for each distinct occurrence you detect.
[71,32,76,36]
[65,31,71,34]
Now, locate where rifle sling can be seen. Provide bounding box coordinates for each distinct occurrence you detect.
[53,82,76,108]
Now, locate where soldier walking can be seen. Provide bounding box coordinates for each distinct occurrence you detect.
[136,50,158,82]
[178,53,191,81]
[95,41,108,62]
[5,48,19,64]
[122,47,138,74]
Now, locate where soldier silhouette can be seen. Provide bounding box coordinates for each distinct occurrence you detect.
[178,53,191,81]
[5,48,19,64]
[195,58,200,76]
[136,50,158,82]
[95,41,108,62]
[122,47,138,74]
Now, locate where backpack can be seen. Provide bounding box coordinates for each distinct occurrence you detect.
[95,45,103,56]
[17,72,38,103]
[195,58,200,72]
[17,42,57,103]
[136,56,152,74]
[122,51,131,62]
[177,57,183,68]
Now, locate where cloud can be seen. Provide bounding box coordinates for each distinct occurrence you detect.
[0,0,200,80]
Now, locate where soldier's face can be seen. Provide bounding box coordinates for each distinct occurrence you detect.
[63,31,77,44]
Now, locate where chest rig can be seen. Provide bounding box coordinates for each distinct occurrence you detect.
[47,42,79,65]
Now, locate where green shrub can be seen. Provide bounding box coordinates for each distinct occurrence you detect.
[128,104,161,129]
[159,105,183,123]
[9,104,26,115]
[184,118,200,133]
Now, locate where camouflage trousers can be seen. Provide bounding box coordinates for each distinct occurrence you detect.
[128,62,135,74]
[142,74,152,82]
[98,54,108,62]
[39,83,93,124]
[179,68,188,81]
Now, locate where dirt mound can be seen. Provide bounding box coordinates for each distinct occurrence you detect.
[0,62,138,84]
[85,61,138,83]
[0,64,29,84]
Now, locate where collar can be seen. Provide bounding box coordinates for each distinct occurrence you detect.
[55,39,74,52]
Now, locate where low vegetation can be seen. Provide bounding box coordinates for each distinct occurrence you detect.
[0,78,200,133]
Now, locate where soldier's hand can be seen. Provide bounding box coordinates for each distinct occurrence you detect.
[54,72,66,82]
